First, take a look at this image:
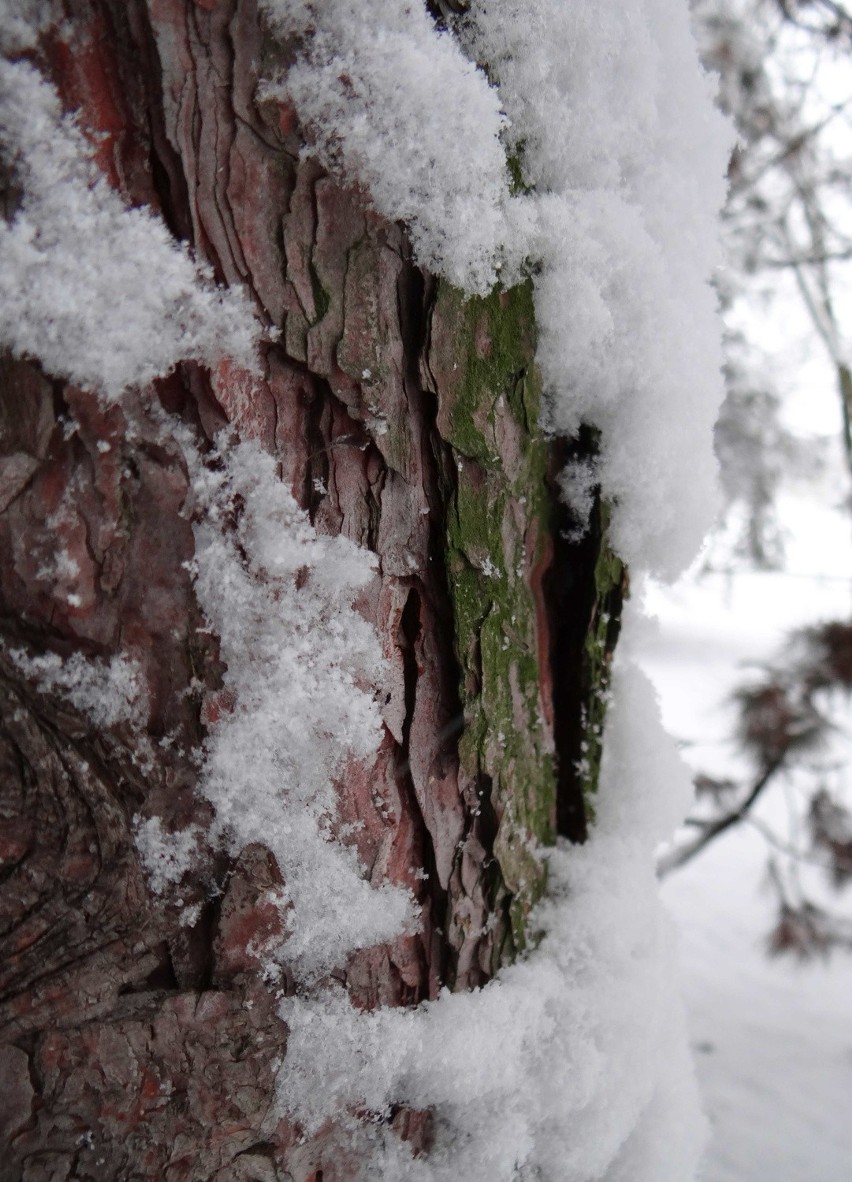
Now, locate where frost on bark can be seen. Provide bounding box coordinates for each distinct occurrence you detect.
[0,3,623,1178]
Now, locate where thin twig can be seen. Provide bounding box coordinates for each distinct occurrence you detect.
[657,756,785,876]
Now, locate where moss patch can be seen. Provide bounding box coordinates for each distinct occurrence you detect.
[428,281,557,957]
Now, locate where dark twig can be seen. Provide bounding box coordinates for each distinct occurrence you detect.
[658,756,786,876]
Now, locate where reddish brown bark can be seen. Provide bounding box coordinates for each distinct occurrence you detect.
[0,4,605,1177]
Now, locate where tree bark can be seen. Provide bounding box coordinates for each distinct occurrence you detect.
[0,4,625,1178]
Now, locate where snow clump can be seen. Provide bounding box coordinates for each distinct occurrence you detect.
[188,439,417,980]
[258,0,530,294]
[133,816,201,896]
[3,646,148,729]
[463,0,734,578]
[277,635,706,1181]
[0,58,260,401]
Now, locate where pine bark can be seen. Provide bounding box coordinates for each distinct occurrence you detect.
[0,4,624,1178]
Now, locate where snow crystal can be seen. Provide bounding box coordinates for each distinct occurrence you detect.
[277,618,706,1181]
[0,59,260,400]
[4,646,147,730]
[557,456,599,542]
[0,0,56,53]
[187,438,415,980]
[258,0,527,294]
[133,815,199,896]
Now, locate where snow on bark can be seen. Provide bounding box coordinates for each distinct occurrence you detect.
[1,646,147,730]
[0,58,260,400]
[276,621,707,1182]
[259,0,525,294]
[0,6,416,981]
[0,0,56,53]
[188,437,416,980]
[270,0,734,579]
[462,0,734,577]
[132,815,201,897]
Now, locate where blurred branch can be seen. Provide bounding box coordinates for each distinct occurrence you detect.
[775,0,852,40]
[658,757,784,876]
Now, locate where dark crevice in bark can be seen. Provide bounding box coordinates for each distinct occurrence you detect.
[426,0,470,31]
[544,430,625,843]
[0,153,23,220]
[397,260,485,989]
[148,131,182,240]
[467,770,514,972]
[396,586,449,988]
[121,942,180,993]
[401,268,466,739]
[183,891,222,992]
[545,435,595,843]
[120,0,195,245]
[303,372,334,522]
[399,590,422,750]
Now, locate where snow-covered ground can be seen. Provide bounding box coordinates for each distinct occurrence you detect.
[665,822,852,1182]
[640,559,852,1181]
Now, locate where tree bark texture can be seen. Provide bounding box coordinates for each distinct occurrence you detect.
[0,4,626,1178]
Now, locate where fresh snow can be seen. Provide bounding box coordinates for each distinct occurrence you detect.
[0,58,260,401]
[0,0,58,53]
[133,815,201,897]
[187,438,416,980]
[3,645,147,730]
[464,0,734,577]
[278,628,707,1182]
[258,0,525,294]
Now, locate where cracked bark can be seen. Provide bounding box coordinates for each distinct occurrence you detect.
[0,4,622,1178]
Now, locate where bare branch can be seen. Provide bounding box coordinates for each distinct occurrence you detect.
[658,757,785,877]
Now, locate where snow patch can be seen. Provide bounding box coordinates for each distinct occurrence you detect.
[187,438,416,981]
[0,0,57,52]
[557,456,599,542]
[133,816,200,896]
[258,0,527,294]
[0,58,260,400]
[4,646,147,730]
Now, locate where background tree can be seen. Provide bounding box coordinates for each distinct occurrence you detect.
[664,0,852,956]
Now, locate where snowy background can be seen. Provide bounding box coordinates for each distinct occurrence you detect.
[641,383,852,1179]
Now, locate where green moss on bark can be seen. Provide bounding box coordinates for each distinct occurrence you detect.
[428,281,556,955]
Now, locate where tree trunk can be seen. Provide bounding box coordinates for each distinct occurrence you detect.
[0,4,624,1178]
